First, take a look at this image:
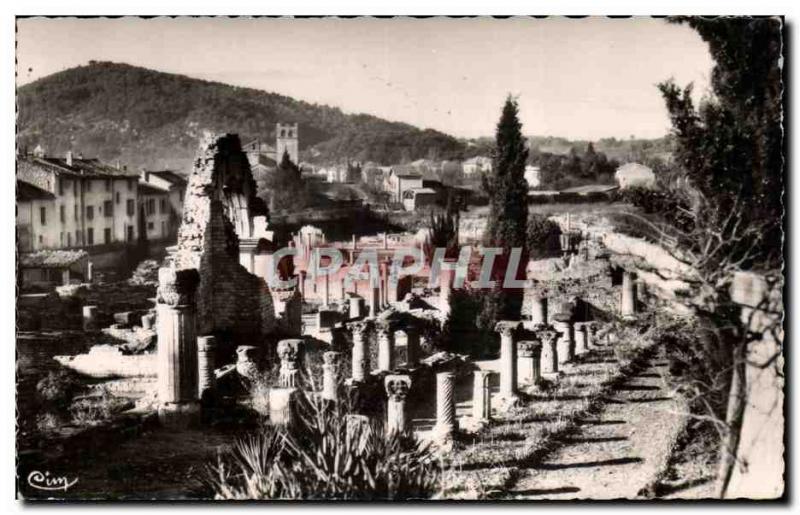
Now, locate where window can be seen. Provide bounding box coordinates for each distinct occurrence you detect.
[105,179,111,192]
[159,198,167,213]
[128,179,134,191]
[104,228,111,244]
[75,231,81,245]
[40,206,46,225]
[73,180,78,196]
[60,205,65,223]
[161,221,166,235]
[67,233,71,247]
[126,199,135,217]
[104,200,113,217]
[87,227,94,245]
[115,192,120,204]
[87,180,92,192]
[86,206,94,220]
[60,232,64,246]
[58,178,64,196]
[38,235,43,244]
[147,222,154,231]
[126,225,134,242]
[74,205,78,221]
[146,198,156,215]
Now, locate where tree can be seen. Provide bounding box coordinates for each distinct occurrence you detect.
[634,17,783,498]
[479,96,530,327]
[265,151,309,213]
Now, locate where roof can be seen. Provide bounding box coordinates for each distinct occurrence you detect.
[409,187,438,195]
[616,162,655,178]
[138,182,170,196]
[146,170,187,186]
[561,184,619,194]
[395,173,423,179]
[19,155,140,179]
[17,180,55,201]
[20,249,88,269]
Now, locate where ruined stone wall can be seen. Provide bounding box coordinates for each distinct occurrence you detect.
[171,134,275,342]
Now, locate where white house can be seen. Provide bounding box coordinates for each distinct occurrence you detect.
[463,156,492,176]
[524,165,541,188]
[615,162,656,189]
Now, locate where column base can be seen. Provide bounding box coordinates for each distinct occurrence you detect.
[432,423,457,446]
[495,393,521,412]
[158,401,200,429]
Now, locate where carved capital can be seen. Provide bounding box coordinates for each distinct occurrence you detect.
[323,351,341,366]
[536,328,559,347]
[385,374,411,402]
[277,338,304,366]
[495,320,521,337]
[347,319,373,337]
[157,267,200,306]
[517,340,542,358]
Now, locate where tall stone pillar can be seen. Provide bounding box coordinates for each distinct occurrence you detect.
[517,340,543,385]
[197,335,216,400]
[552,315,574,365]
[586,322,597,349]
[531,294,548,325]
[87,261,93,283]
[385,374,411,435]
[439,267,454,316]
[621,270,637,319]
[472,370,493,422]
[82,305,98,331]
[538,326,560,376]
[433,371,457,440]
[348,320,371,382]
[376,324,395,372]
[405,328,420,368]
[379,260,389,308]
[495,321,520,399]
[321,351,340,402]
[156,267,201,427]
[574,323,589,356]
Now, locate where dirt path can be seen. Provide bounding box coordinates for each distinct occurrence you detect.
[501,356,685,500]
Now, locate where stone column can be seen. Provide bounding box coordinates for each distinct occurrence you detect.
[517,340,543,385]
[385,374,411,435]
[321,351,340,402]
[574,323,589,356]
[376,324,395,372]
[61,268,70,286]
[348,321,371,382]
[439,267,454,315]
[586,322,597,349]
[82,305,98,331]
[621,270,637,319]
[349,294,365,319]
[87,261,93,283]
[197,335,216,400]
[531,294,548,325]
[379,260,389,308]
[552,315,574,365]
[299,270,307,300]
[538,326,560,376]
[405,328,420,369]
[322,273,331,308]
[277,339,304,388]
[433,371,457,440]
[472,370,493,422]
[156,267,201,427]
[495,321,520,399]
[369,283,381,317]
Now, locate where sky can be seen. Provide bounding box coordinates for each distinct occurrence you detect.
[16,16,714,140]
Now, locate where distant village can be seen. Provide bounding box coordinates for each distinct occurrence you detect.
[16,121,657,291]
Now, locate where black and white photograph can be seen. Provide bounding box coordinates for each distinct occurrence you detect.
[10,11,787,503]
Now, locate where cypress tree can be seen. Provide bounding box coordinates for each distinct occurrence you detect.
[479,96,530,327]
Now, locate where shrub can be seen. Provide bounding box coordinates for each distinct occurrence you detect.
[527,213,562,259]
[209,394,442,500]
[36,370,81,407]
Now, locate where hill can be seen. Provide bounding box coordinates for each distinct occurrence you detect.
[16,61,467,172]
